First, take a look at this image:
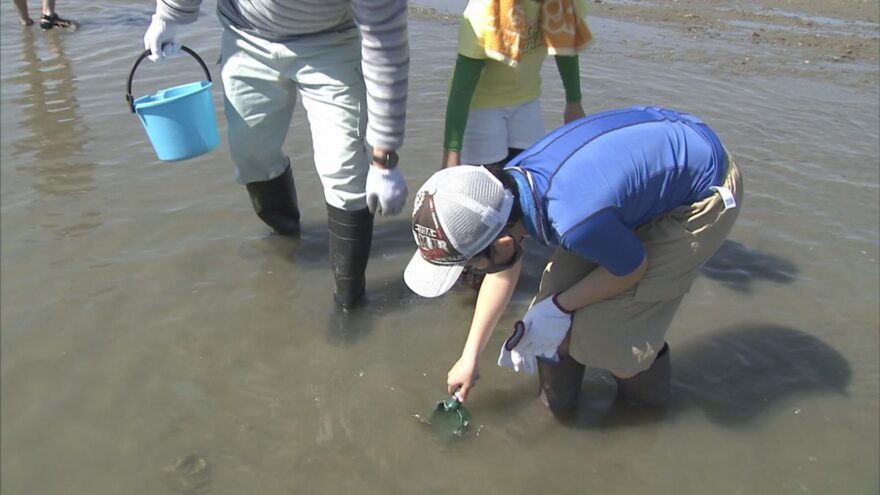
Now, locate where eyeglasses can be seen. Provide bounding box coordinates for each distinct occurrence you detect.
[467,231,523,275]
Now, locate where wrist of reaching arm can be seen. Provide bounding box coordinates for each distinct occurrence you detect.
[463,320,499,358]
[460,342,482,362]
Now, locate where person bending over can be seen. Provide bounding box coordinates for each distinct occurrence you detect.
[404,106,743,418]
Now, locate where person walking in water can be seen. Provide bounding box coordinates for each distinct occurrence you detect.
[142,0,410,309]
[12,0,75,29]
[404,106,743,418]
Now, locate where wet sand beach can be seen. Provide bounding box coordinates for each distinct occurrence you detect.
[416,0,880,88]
[1,0,878,494]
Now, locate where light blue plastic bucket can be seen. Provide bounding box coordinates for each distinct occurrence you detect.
[126,46,220,162]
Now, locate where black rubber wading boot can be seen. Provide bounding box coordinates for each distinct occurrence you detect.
[537,353,586,422]
[245,164,300,235]
[614,343,671,408]
[327,204,374,309]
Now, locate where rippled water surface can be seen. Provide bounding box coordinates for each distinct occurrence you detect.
[2,1,878,494]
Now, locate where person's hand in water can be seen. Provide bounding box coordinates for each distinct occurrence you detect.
[447,354,480,402]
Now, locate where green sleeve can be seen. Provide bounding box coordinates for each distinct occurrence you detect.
[554,55,582,103]
[444,55,485,152]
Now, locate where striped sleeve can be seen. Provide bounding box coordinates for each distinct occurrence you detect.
[352,0,409,151]
[156,0,203,24]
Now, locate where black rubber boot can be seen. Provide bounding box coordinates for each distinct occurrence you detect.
[245,164,300,235]
[327,204,373,309]
[614,343,671,407]
[537,353,586,421]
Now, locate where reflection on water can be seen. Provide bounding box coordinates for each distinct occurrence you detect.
[10,28,93,198]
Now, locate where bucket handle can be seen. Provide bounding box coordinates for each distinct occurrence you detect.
[125,45,212,114]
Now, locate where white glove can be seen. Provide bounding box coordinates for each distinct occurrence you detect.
[366,165,408,216]
[143,14,181,63]
[498,295,572,373]
[498,323,538,374]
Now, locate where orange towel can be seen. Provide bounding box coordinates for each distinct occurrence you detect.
[482,0,592,67]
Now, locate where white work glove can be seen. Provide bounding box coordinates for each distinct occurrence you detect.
[143,14,181,63]
[498,295,572,374]
[365,165,408,216]
[498,324,538,374]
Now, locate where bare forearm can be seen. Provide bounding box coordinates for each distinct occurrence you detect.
[555,256,647,311]
[461,261,522,359]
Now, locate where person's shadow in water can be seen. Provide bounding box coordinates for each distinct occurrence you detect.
[700,240,798,292]
[585,240,834,428]
[594,323,851,429]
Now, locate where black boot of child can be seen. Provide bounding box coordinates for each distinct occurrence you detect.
[537,353,586,421]
[614,343,671,407]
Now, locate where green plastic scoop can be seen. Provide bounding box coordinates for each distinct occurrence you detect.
[428,393,470,437]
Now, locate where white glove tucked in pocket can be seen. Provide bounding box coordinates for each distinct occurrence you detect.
[497,295,572,374]
[498,322,538,375]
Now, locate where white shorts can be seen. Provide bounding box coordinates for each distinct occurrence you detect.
[220,24,369,210]
[460,98,545,165]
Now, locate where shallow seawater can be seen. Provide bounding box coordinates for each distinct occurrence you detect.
[1,1,878,494]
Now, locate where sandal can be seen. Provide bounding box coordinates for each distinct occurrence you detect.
[39,12,76,30]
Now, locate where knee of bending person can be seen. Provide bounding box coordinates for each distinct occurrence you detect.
[610,341,670,379]
[611,343,672,406]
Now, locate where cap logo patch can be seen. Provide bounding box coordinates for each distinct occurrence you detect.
[412,192,467,265]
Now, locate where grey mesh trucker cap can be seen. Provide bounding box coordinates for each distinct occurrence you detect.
[404,166,514,298]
